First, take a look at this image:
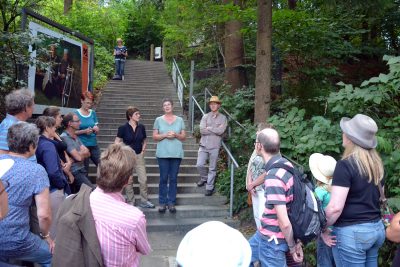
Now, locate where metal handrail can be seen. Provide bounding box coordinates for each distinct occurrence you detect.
[172,59,187,107]
[173,59,187,87]
[192,95,239,218]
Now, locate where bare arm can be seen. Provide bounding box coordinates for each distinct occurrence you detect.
[0,181,8,220]
[75,128,93,136]
[247,173,266,192]
[113,49,116,56]
[62,153,74,184]
[35,188,54,252]
[152,129,167,142]
[325,185,349,226]
[35,188,52,234]
[386,212,400,243]
[0,149,8,155]
[142,138,147,153]
[115,137,123,144]
[275,205,303,263]
[68,147,90,162]
[174,130,186,141]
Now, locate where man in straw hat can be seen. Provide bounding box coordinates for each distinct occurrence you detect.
[196,96,227,196]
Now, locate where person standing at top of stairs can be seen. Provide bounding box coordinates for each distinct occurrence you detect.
[115,106,155,209]
[113,38,128,80]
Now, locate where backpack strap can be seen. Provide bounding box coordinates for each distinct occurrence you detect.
[268,162,295,175]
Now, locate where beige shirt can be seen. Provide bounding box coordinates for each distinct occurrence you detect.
[199,112,227,150]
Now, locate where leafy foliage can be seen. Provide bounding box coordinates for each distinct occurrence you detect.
[124,2,163,59]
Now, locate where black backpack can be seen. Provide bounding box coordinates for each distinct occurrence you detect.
[269,162,327,245]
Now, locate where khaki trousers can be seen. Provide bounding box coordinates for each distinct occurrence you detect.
[125,152,148,203]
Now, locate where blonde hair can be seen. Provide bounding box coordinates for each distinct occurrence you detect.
[316,180,331,192]
[342,141,384,185]
[96,143,136,193]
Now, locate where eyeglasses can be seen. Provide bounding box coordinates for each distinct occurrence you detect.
[0,180,9,195]
[254,141,260,146]
[72,120,80,123]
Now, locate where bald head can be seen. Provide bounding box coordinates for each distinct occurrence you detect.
[257,128,280,154]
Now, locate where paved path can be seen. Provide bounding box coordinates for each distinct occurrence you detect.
[140,231,186,267]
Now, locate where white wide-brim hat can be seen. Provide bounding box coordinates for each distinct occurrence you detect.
[340,114,378,149]
[0,159,14,179]
[309,153,337,185]
[176,221,251,267]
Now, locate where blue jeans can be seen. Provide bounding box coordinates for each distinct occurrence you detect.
[249,231,288,267]
[83,145,100,176]
[115,59,125,76]
[157,158,181,205]
[0,235,52,267]
[317,236,335,267]
[332,220,385,267]
[71,168,95,193]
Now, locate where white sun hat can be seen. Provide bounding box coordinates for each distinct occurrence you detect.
[176,221,251,267]
[309,153,337,185]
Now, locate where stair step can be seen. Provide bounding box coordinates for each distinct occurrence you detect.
[93,60,230,228]
[145,217,238,232]
[89,164,199,177]
[142,204,229,219]
[134,193,226,206]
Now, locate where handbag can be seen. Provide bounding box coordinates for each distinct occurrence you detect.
[247,191,253,206]
[378,183,394,227]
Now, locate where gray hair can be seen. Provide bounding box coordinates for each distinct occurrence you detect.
[5,89,35,115]
[7,122,39,154]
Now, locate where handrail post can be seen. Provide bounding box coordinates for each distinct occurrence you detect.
[227,125,231,166]
[204,88,207,112]
[230,162,234,218]
[191,99,195,133]
[189,60,195,133]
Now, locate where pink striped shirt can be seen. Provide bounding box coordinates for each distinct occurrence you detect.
[259,158,294,241]
[90,188,151,267]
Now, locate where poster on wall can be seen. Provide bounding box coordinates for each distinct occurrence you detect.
[28,21,90,113]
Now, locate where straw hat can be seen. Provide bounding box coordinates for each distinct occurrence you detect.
[209,96,222,104]
[0,159,14,179]
[309,153,336,185]
[176,221,251,267]
[340,114,378,149]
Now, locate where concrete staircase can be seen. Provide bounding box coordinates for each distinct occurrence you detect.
[93,60,236,233]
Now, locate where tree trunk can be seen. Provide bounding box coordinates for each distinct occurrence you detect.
[223,0,246,92]
[288,0,296,9]
[254,0,272,124]
[64,0,73,14]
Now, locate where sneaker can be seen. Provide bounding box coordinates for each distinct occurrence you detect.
[196,180,207,187]
[139,200,155,209]
[205,189,214,196]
